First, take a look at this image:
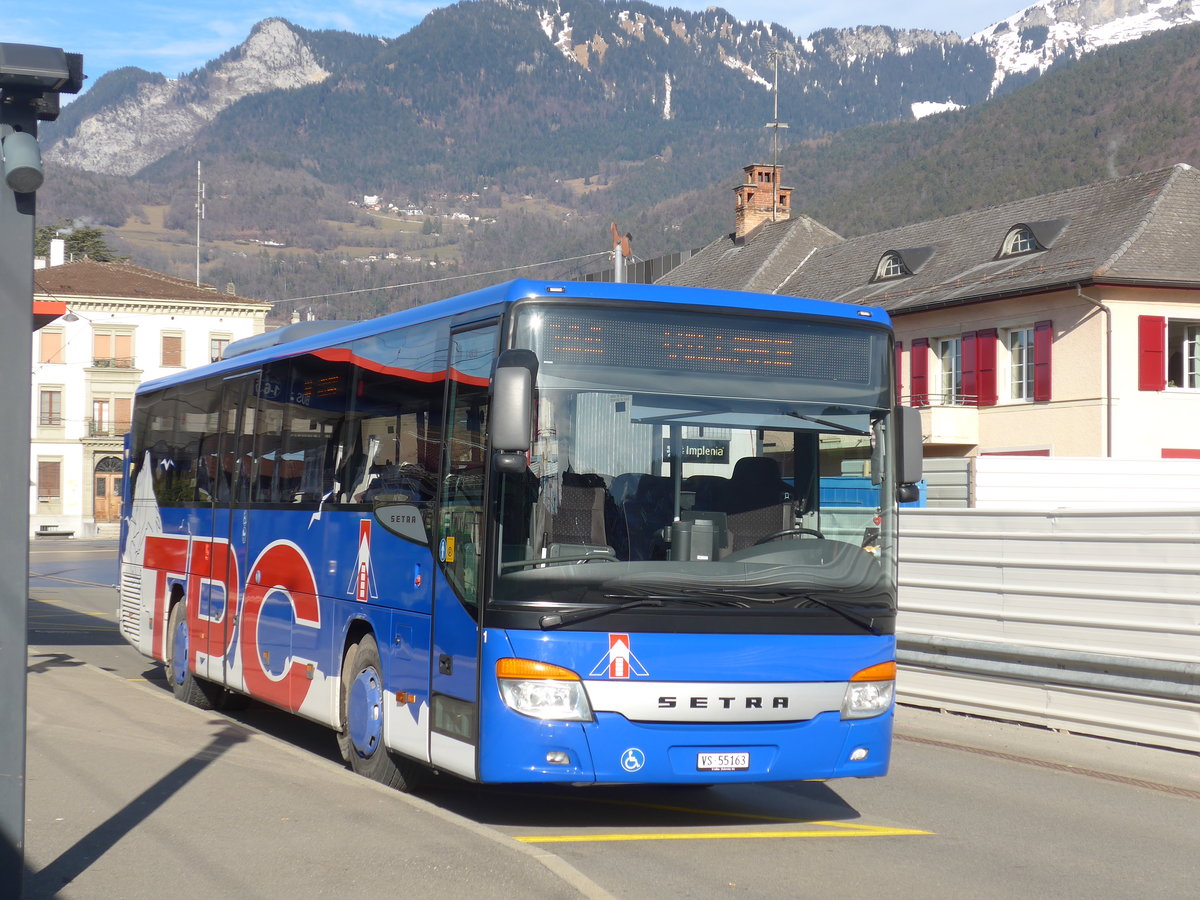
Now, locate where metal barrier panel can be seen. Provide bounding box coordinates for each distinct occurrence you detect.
[896,508,1200,752]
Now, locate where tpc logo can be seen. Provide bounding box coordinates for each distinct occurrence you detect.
[590,633,648,679]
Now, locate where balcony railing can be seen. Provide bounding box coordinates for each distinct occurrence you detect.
[88,419,131,437]
[903,392,979,408]
[901,394,980,446]
[92,357,135,368]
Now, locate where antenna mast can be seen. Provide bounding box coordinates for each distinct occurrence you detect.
[766,48,789,222]
[195,161,205,286]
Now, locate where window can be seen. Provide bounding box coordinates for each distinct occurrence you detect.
[37,459,62,503]
[1166,320,1200,389]
[93,329,134,368]
[937,337,963,404]
[39,388,63,426]
[1001,226,1041,257]
[874,252,908,281]
[39,328,64,364]
[1008,327,1034,400]
[210,334,231,363]
[162,333,183,367]
[90,395,133,436]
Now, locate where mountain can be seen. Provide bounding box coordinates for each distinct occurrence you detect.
[786,19,1200,237]
[976,0,1200,95]
[44,4,994,181]
[32,0,1200,315]
[44,20,337,176]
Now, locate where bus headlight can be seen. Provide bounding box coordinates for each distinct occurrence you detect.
[841,661,895,719]
[497,658,593,722]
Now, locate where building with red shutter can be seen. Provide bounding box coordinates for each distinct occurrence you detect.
[659,163,1200,461]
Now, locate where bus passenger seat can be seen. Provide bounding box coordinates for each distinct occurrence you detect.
[546,471,610,549]
[721,457,795,553]
[684,474,728,511]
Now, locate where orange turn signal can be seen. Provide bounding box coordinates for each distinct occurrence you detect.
[850,661,896,682]
[495,658,581,681]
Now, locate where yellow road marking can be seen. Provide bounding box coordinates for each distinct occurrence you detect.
[516,826,932,843]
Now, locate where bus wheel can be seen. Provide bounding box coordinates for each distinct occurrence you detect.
[338,634,425,792]
[165,601,222,709]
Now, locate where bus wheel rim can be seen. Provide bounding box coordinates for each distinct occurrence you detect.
[348,667,384,759]
[171,616,188,686]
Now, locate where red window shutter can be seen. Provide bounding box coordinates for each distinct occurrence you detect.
[1033,321,1053,402]
[910,338,929,407]
[961,331,978,406]
[894,341,903,405]
[977,328,998,406]
[1138,315,1166,391]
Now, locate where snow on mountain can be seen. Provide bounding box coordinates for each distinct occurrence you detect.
[974,0,1200,95]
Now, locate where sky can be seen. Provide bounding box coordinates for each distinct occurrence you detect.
[7,0,1029,90]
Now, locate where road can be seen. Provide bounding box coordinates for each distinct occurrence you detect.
[27,540,1200,898]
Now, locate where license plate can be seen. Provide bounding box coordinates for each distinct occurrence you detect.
[697,752,750,771]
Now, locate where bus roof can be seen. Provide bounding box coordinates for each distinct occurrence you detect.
[137,279,891,394]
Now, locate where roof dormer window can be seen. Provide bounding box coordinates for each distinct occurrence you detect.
[1001,225,1042,257]
[874,252,909,281]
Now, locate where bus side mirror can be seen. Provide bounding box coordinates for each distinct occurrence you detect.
[898,406,923,488]
[492,349,538,474]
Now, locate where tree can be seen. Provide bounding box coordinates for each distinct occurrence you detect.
[35,220,119,262]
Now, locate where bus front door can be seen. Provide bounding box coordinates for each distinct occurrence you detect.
[206,371,259,692]
[429,323,497,780]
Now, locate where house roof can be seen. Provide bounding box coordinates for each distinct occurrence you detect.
[33,259,267,306]
[656,214,842,294]
[660,164,1200,314]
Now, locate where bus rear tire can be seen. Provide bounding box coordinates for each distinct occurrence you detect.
[165,601,225,710]
[338,633,427,792]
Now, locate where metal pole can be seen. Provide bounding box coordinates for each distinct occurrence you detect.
[195,160,204,286]
[611,222,625,284]
[0,43,83,892]
[0,106,36,894]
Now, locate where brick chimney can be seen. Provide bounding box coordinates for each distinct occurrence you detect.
[734,164,791,239]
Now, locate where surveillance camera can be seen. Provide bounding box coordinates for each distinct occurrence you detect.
[0,43,70,90]
[0,44,83,125]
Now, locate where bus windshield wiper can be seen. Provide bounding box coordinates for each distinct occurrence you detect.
[540,598,662,629]
[538,592,749,629]
[665,586,882,635]
[798,594,881,634]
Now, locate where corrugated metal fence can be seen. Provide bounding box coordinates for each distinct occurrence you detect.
[897,508,1200,752]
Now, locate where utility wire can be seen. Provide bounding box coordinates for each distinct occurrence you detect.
[269,250,610,305]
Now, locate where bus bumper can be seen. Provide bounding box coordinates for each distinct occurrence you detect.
[477,706,892,784]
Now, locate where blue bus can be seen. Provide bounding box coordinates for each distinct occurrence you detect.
[118,279,922,791]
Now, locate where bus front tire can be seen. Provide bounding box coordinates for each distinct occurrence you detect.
[338,633,426,792]
[165,601,225,710]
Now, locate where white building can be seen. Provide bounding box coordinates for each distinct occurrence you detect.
[31,258,271,538]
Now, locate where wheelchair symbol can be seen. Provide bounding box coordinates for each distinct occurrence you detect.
[620,747,646,772]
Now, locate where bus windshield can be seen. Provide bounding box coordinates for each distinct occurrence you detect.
[493,303,899,630]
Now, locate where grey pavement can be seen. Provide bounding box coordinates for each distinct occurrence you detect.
[19,653,1199,899]
[21,660,612,900]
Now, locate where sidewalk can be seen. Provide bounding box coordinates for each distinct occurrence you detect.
[21,661,609,899]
